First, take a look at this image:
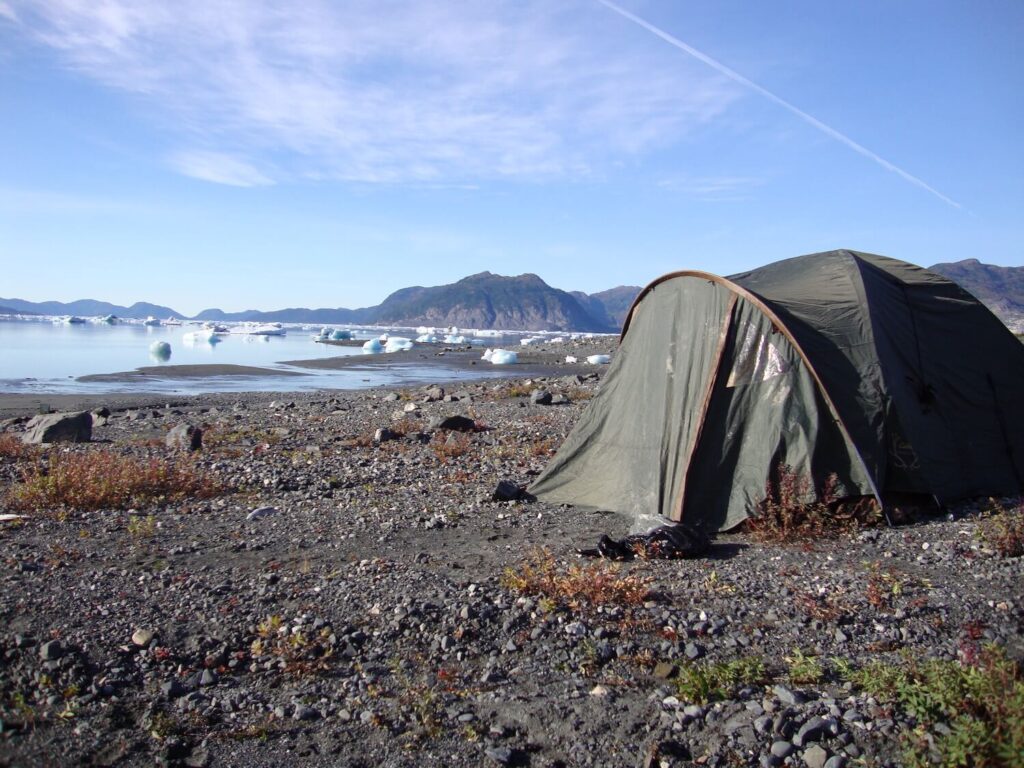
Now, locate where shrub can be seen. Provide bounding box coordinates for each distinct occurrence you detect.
[501,549,651,610]
[979,501,1024,558]
[8,449,226,514]
[745,464,880,542]
[430,431,471,462]
[842,646,1024,768]
[0,434,37,462]
[675,657,767,705]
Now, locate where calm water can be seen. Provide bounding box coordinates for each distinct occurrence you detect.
[0,320,512,395]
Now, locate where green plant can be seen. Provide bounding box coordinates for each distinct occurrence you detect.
[841,646,1024,767]
[674,657,767,705]
[501,549,651,610]
[127,514,157,539]
[8,449,226,514]
[979,501,1024,558]
[785,648,824,685]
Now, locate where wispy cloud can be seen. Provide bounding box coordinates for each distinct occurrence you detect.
[0,2,16,22]
[597,0,961,209]
[9,1,740,185]
[657,175,765,202]
[0,185,155,215]
[170,151,273,188]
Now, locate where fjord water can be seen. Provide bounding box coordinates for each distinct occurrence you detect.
[0,320,489,395]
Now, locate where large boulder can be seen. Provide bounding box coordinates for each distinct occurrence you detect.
[166,423,203,451]
[22,411,92,444]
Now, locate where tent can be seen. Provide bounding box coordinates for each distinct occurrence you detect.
[530,250,1024,532]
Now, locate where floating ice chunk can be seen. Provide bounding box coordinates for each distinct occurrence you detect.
[520,337,541,346]
[331,329,352,340]
[489,349,518,365]
[565,355,578,364]
[143,316,161,326]
[417,326,437,335]
[482,348,493,361]
[586,354,610,365]
[416,334,439,343]
[550,337,565,344]
[444,334,467,344]
[149,341,171,361]
[378,333,389,341]
[385,336,413,353]
[362,339,384,354]
[183,329,221,345]
[474,329,502,338]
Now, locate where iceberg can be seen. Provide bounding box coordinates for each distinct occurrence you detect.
[149,341,171,361]
[416,334,439,343]
[330,329,352,340]
[444,334,467,344]
[384,336,414,353]
[520,337,541,346]
[183,329,221,345]
[489,349,518,365]
[482,348,493,361]
[143,316,161,326]
[362,338,384,354]
[586,354,611,365]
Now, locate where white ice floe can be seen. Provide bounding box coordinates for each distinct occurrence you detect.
[520,337,542,346]
[444,334,467,344]
[565,355,578,364]
[362,338,384,353]
[489,349,518,365]
[482,348,493,361]
[416,334,439,343]
[331,329,352,340]
[183,329,221,345]
[586,354,610,365]
[385,337,413,353]
[417,326,437,335]
[549,336,565,344]
[143,316,161,326]
[149,341,171,361]
[474,329,503,338]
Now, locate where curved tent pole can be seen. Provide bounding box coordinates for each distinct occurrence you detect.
[622,269,887,518]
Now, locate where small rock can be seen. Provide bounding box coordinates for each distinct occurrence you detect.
[771,741,794,759]
[485,746,514,765]
[246,506,278,521]
[131,629,155,647]
[374,428,399,443]
[773,684,805,706]
[653,661,677,680]
[403,402,420,413]
[428,415,476,432]
[39,640,64,661]
[802,744,830,768]
[293,705,320,721]
[530,389,552,405]
[794,716,830,747]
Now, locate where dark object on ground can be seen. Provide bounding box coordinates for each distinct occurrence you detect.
[22,411,92,444]
[580,523,712,560]
[429,414,476,432]
[493,480,524,502]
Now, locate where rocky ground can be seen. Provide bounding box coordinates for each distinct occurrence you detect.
[0,341,1021,768]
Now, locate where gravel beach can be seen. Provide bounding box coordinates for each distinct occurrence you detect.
[0,339,1021,768]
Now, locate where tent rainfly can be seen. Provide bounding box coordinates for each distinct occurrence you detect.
[530,250,1024,532]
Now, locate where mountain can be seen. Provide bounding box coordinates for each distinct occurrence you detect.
[929,259,1024,331]
[2,273,633,332]
[372,272,614,332]
[0,297,184,320]
[0,304,38,315]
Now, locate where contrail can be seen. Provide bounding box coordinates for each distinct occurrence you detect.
[597,0,961,209]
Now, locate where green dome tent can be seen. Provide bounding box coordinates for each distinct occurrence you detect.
[530,250,1024,532]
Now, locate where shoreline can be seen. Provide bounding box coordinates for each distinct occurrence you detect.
[0,339,618,419]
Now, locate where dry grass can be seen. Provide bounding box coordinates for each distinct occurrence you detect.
[0,434,38,462]
[7,449,226,514]
[430,431,472,462]
[745,465,880,542]
[501,549,652,610]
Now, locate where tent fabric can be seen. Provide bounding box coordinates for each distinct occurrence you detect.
[530,250,1024,532]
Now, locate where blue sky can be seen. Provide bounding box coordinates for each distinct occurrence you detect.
[1,0,1021,316]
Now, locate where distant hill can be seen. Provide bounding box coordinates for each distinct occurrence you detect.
[371,272,612,332]
[929,259,1024,331]
[0,304,38,315]
[2,273,638,332]
[0,297,184,320]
